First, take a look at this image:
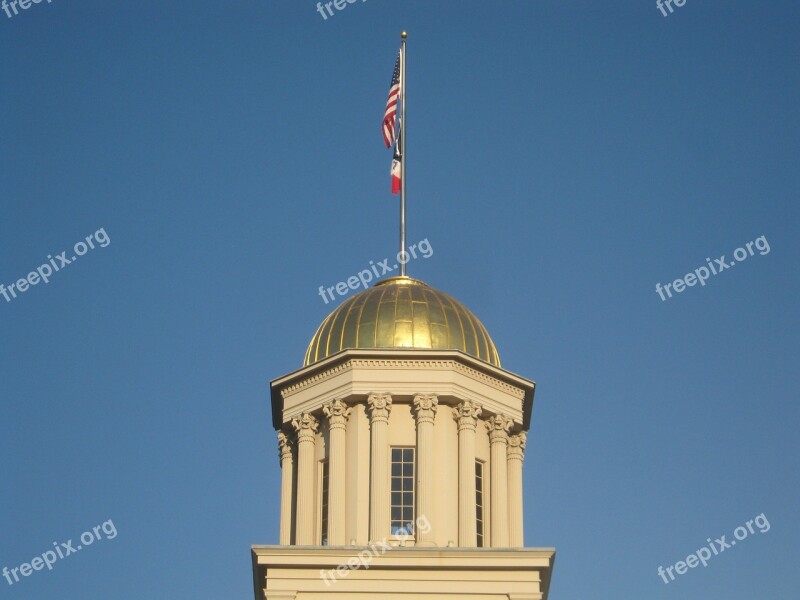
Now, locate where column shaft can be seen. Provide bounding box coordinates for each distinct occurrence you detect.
[453,401,482,547]
[488,415,511,547]
[413,394,438,545]
[291,413,318,545]
[277,432,294,545]
[323,399,351,545]
[367,393,392,542]
[508,432,527,547]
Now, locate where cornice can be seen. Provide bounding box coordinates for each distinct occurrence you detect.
[270,349,537,432]
[279,358,525,400]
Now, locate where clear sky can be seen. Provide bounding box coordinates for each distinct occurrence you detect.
[1,1,798,598]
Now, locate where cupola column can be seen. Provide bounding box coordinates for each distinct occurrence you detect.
[277,431,295,545]
[487,415,512,547]
[412,394,438,546]
[291,413,319,545]
[453,400,482,547]
[367,393,392,542]
[323,399,351,546]
[507,432,527,547]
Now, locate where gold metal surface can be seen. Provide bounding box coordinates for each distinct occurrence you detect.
[304,277,500,367]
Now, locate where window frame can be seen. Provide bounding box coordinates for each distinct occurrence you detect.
[475,459,485,548]
[390,446,416,538]
[319,459,329,545]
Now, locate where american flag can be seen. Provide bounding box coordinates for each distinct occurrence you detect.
[382,51,402,148]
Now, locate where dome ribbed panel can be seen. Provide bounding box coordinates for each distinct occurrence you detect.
[303,277,500,367]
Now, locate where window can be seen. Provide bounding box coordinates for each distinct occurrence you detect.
[476,460,485,547]
[391,447,415,535]
[320,460,329,545]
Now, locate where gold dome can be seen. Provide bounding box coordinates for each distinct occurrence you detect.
[304,276,500,367]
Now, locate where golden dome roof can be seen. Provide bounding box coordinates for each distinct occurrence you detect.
[304,276,500,367]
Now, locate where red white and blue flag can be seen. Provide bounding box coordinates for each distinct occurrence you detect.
[382,51,401,148]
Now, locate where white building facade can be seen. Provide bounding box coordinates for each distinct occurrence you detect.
[252,276,555,599]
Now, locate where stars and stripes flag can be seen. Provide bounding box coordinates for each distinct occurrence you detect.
[391,131,402,194]
[382,51,402,148]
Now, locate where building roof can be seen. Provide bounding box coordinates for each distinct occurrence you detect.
[304,276,500,367]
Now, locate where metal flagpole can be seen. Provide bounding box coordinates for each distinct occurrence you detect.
[399,31,407,276]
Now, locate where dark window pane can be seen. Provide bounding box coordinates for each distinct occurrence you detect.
[392,507,401,520]
[403,448,413,461]
[392,492,401,505]
[392,463,402,476]
[403,463,413,476]
[403,492,413,505]
[392,448,402,460]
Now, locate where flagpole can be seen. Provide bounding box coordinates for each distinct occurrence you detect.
[399,31,407,277]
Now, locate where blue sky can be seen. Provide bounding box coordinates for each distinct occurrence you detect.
[1,1,798,598]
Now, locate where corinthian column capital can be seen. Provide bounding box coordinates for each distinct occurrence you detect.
[291,413,319,442]
[453,400,482,432]
[486,414,513,444]
[367,392,393,423]
[323,398,352,431]
[277,431,294,465]
[412,394,438,425]
[508,431,528,461]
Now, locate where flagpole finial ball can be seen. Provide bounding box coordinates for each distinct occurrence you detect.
[401,31,408,39]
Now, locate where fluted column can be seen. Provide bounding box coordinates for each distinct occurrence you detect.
[487,414,512,547]
[323,399,351,546]
[277,431,295,545]
[291,413,318,545]
[507,432,527,547]
[367,393,392,542]
[412,394,438,546]
[453,400,482,547]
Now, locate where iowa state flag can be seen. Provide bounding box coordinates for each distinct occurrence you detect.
[391,135,402,194]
